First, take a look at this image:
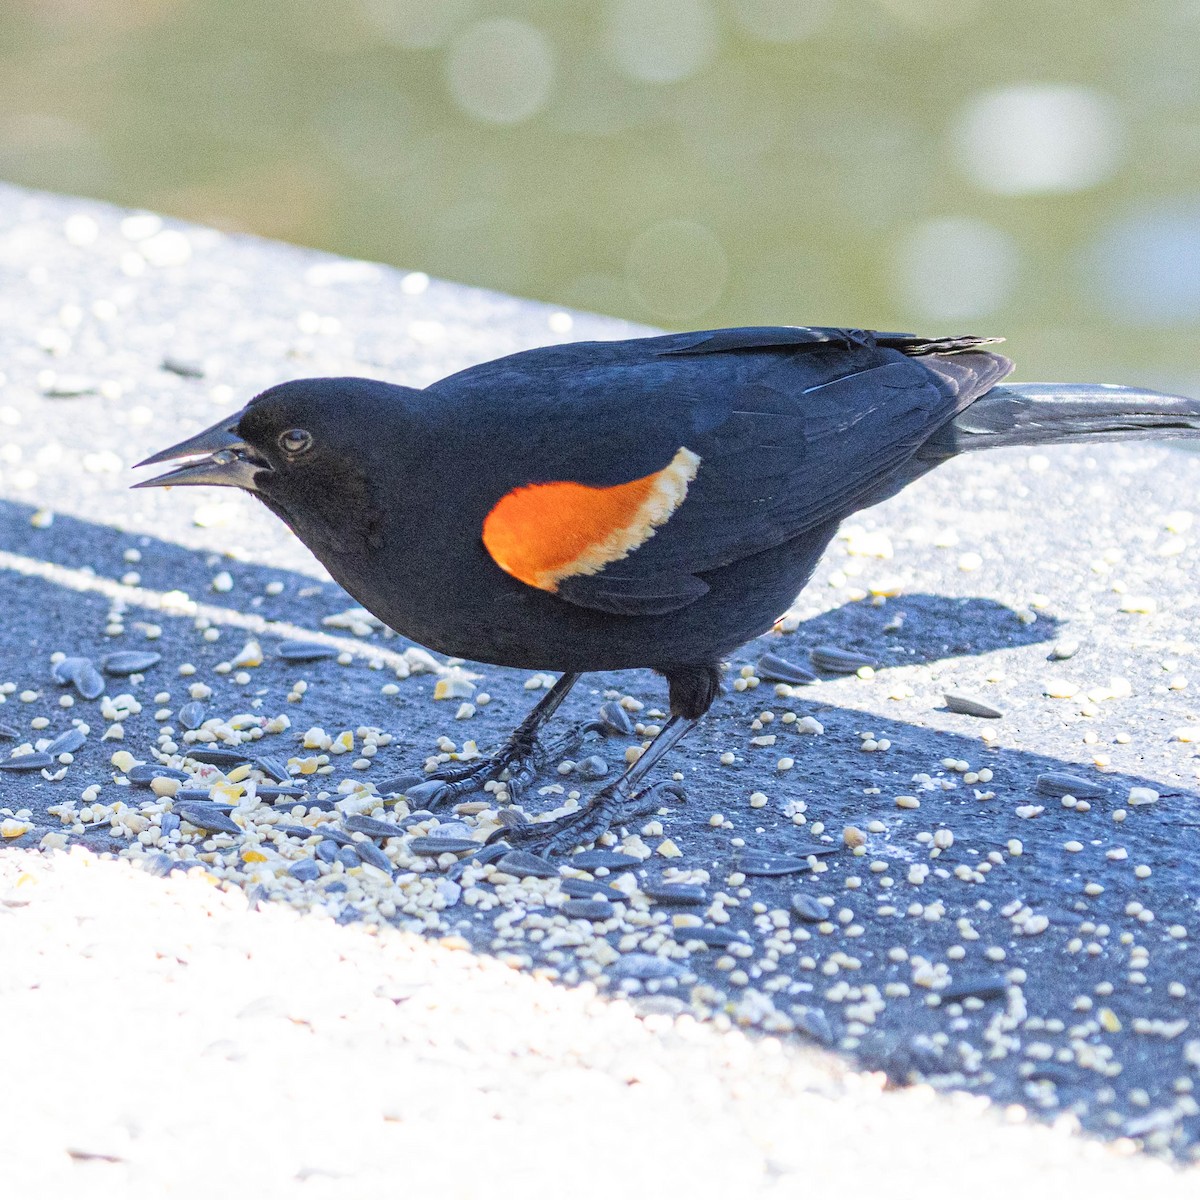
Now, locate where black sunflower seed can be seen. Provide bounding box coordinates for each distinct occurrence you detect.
[0,752,53,771]
[496,850,560,879]
[735,848,838,876]
[1035,771,1107,799]
[276,641,337,662]
[344,814,403,839]
[101,651,162,676]
[562,898,615,921]
[128,764,189,785]
[559,878,626,902]
[944,693,1004,719]
[756,653,817,685]
[43,728,86,756]
[175,805,241,835]
[408,836,479,855]
[569,850,642,870]
[253,756,291,783]
[810,646,876,674]
[186,748,251,767]
[355,841,394,872]
[643,882,707,905]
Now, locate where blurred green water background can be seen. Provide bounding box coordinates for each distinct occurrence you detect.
[2,0,1199,386]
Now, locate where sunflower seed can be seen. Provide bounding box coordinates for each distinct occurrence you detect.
[52,657,105,700]
[175,805,241,835]
[287,858,320,882]
[794,1008,834,1045]
[128,764,189,785]
[172,788,214,803]
[158,813,181,837]
[445,841,509,879]
[810,646,876,674]
[253,756,291,783]
[944,693,1004,719]
[354,840,394,872]
[314,840,340,864]
[643,882,707,905]
[315,827,353,847]
[1035,771,1108,799]
[186,748,251,767]
[496,851,560,879]
[254,784,306,799]
[274,824,318,839]
[101,651,162,676]
[939,975,1009,1003]
[735,848,837,876]
[276,640,337,662]
[569,849,642,870]
[408,836,478,855]
[0,752,53,771]
[791,893,830,922]
[597,701,635,736]
[280,795,335,811]
[562,898,615,920]
[178,702,206,730]
[756,653,817,685]
[43,728,86,756]
[559,878,626,902]
[344,814,403,839]
[142,854,177,878]
[335,846,360,868]
[0,724,17,739]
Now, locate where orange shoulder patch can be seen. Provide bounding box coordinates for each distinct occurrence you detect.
[482,447,701,592]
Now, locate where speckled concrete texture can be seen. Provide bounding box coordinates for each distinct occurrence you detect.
[1,182,1199,1193]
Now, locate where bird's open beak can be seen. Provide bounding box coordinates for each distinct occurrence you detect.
[132,413,266,490]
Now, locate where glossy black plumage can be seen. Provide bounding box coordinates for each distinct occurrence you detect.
[136,325,1200,849]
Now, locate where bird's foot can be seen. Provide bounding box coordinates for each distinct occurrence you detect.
[491,780,687,855]
[403,719,608,810]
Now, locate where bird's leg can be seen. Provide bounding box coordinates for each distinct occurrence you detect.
[494,714,697,854]
[406,672,585,807]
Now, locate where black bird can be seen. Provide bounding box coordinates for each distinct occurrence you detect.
[135,326,1200,851]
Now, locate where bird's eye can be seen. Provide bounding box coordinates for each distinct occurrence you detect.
[277,428,313,456]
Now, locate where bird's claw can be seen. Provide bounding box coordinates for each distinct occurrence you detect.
[497,779,688,855]
[411,718,610,808]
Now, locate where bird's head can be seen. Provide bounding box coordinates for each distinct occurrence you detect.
[134,377,418,551]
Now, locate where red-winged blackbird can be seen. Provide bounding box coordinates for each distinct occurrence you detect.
[136,326,1200,851]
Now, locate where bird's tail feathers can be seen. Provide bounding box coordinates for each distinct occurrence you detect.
[920,382,1200,458]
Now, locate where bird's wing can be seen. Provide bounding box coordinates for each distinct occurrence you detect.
[467,328,1009,616]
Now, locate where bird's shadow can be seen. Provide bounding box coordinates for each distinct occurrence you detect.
[0,500,1196,1160]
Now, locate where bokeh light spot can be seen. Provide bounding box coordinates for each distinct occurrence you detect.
[446,19,556,125]
[626,220,729,321]
[1081,202,1200,326]
[892,216,1019,322]
[952,84,1122,196]
[604,0,719,85]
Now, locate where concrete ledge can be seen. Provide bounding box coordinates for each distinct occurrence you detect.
[1,183,1199,1192]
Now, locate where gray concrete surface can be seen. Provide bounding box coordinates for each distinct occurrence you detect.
[1,182,1199,1195]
